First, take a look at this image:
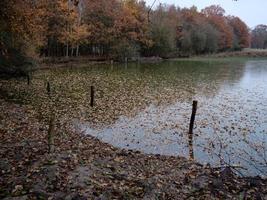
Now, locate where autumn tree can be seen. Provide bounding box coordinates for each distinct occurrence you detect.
[178,7,219,55]
[83,0,150,60]
[143,4,179,57]
[203,23,220,53]
[202,5,233,51]
[112,0,150,60]
[251,25,267,49]
[178,7,200,54]
[82,0,120,57]
[40,0,89,57]
[0,0,46,76]
[228,16,249,50]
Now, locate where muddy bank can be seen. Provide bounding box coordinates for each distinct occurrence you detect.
[0,99,266,199]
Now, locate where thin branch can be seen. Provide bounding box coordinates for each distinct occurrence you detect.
[147,0,157,22]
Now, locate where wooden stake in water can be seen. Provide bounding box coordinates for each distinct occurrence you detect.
[47,81,51,96]
[90,86,95,107]
[27,74,30,85]
[188,100,198,160]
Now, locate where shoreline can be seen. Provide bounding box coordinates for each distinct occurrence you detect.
[35,49,267,71]
[0,98,266,199]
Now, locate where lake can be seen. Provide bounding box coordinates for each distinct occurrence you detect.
[11,58,267,177]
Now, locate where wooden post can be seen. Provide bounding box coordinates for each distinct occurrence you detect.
[90,86,94,107]
[189,101,197,135]
[188,100,198,160]
[27,75,30,85]
[47,82,51,95]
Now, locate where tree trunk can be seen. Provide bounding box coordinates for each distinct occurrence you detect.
[66,43,69,57]
[76,45,79,57]
[71,47,74,57]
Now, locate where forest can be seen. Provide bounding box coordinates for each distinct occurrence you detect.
[2,0,267,76]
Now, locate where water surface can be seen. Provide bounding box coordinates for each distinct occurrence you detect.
[38,59,267,177]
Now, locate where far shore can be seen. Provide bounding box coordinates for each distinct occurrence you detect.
[37,48,267,70]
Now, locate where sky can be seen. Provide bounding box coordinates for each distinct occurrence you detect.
[144,0,267,28]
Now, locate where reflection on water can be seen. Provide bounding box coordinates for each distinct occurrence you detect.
[9,59,262,177]
[73,61,267,176]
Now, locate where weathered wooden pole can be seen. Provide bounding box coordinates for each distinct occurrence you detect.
[189,101,198,135]
[47,81,51,95]
[90,86,95,107]
[188,100,198,160]
[27,74,30,85]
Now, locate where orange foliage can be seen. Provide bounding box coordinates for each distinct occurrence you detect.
[202,5,233,50]
[84,0,150,46]
[228,16,250,48]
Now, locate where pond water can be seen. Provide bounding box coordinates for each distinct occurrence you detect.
[34,59,267,177]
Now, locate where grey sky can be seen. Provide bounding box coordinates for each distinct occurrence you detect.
[144,0,267,28]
